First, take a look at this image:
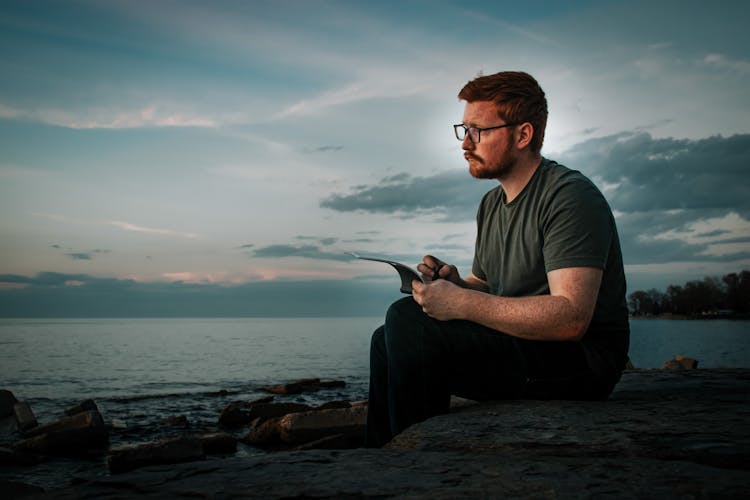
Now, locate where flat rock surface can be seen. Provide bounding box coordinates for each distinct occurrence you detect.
[23,369,750,499]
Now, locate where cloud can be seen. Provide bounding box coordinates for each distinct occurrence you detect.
[302,146,345,153]
[321,132,750,268]
[0,102,218,129]
[700,53,750,75]
[558,132,750,266]
[250,244,352,262]
[66,252,92,261]
[559,132,750,217]
[51,246,111,261]
[109,221,200,239]
[295,236,338,246]
[320,170,490,221]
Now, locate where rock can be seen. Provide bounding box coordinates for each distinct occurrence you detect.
[242,416,284,446]
[14,409,108,455]
[242,402,360,448]
[64,399,98,416]
[220,400,311,428]
[0,415,18,434]
[0,445,42,466]
[107,436,205,474]
[13,402,38,432]
[160,415,189,426]
[295,432,364,450]
[217,395,275,427]
[218,403,250,427]
[278,405,367,445]
[0,390,18,417]
[197,432,236,455]
[664,355,699,370]
[24,370,750,499]
[315,400,352,410]
[0,480,44,498]
[248,402,313,423]
[259,378,346,395]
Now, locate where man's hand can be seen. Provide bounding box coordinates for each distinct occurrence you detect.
[412,279,466,321]
[416,255,460,284]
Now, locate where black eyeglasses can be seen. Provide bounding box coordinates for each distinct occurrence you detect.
[453,123,517,143]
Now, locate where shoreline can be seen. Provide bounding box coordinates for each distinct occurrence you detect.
[629,313,750,320]
[9,368,749,499]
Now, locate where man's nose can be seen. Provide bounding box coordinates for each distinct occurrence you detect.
[461,134,474,150]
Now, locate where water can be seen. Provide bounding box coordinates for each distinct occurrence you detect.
[1,317,382,424]
[1,317,749,489]
[628,318,750,369]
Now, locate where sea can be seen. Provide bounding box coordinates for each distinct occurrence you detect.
[1,316,749,489]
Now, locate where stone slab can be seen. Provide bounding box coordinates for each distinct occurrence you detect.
[22,369,750,499]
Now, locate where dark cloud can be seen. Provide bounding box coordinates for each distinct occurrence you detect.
[0,272,398,317]
[302,146,344,153]
[66,252,92,260]
[250,244,351,261]
[559,132,750,217]
[55,247,110,261]
[558,133,750,265]
[320,132,750,267]
[295,236,338,246]
[320,170,489,221]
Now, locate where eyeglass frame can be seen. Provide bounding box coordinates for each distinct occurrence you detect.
[453,122,518,143]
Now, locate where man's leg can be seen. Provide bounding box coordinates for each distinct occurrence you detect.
[365,297,603,447]
[365,326,390,448]
[366,297,534,446]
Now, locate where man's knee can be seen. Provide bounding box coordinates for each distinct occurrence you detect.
[384,297,431,353]
[385,296,423,328]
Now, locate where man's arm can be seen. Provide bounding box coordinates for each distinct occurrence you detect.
[412,266,602,342]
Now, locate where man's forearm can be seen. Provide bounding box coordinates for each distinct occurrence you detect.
[456,288,590,342]
[459,275,490,292]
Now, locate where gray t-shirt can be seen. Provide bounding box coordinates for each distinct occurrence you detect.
[472,158,629,377]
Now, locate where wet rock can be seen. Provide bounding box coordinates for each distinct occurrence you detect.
[13,402,38,432]
[27,370,750,499]
[315,400,352,411]
[0,414,18,434]
[278,405,367,445]
[0,479,44,498]
[160,415,189,426]
[259,378,346,395]
[107,436,205,474]
[247,402,313,423]
[242,416,283,446]
[217,395,275,427]
[0,445,42,466]
[14,409,108,455]
[0,390,18,417]
[197,432,236,455]
[64,399,98,417]
[295,432,364,450]
[241,401,359,448]
[664,354,699,370]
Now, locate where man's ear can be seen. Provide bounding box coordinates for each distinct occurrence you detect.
[516,122,534,150]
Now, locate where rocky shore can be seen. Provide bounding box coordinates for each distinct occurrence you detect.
[2,366,748,499]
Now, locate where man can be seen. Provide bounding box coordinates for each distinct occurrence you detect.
[365,71,629,448]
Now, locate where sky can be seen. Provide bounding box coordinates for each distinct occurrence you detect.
[1,0,749,317]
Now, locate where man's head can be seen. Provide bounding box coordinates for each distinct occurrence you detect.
[458,71,548,154]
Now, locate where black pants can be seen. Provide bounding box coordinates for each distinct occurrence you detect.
[366,297,615,447]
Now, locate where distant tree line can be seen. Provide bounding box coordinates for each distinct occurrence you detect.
[628,270,750,317]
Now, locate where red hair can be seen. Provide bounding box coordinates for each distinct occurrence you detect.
[458,71,548,153]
